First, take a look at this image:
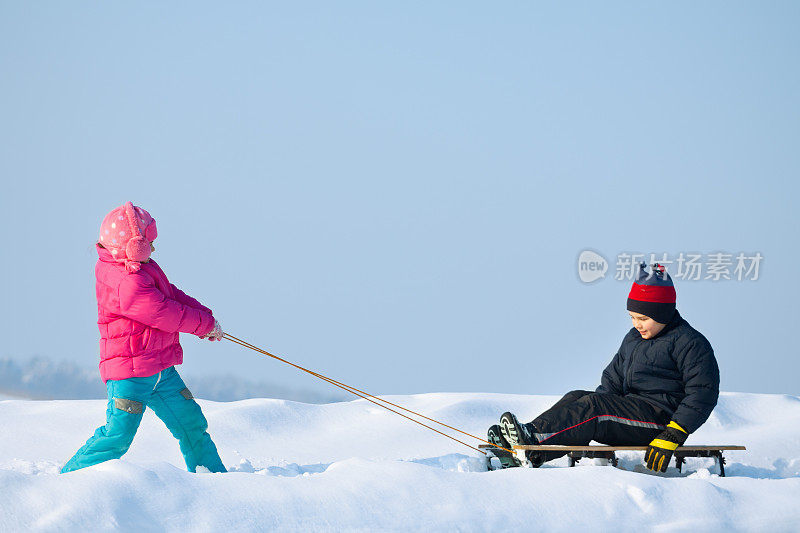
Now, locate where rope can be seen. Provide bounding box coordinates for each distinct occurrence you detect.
[223,332,514,455]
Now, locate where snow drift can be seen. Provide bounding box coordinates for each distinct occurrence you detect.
[1,391,798,531]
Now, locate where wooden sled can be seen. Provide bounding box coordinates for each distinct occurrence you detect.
[480,444,746,476]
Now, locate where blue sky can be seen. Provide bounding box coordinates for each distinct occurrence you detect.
[1,1,798,397]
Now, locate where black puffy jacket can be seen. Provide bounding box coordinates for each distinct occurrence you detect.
[596,309,720,434]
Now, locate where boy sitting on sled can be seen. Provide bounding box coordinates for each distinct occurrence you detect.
[489,262,720,472]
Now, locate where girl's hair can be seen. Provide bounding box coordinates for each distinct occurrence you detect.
[86,240,103,257]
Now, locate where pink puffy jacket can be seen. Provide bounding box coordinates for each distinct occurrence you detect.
[95,243,215,382]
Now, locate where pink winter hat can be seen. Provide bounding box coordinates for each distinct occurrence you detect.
[98,201,158,273]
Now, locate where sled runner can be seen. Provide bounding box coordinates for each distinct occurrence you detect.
[481,445,746,476]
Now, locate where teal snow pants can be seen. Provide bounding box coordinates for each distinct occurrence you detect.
[61,366,226,474]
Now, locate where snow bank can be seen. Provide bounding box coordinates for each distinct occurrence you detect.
[1,392,798,531]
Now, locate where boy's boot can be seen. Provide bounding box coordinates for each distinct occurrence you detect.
[487,424,520,468]
[499,412,544,468]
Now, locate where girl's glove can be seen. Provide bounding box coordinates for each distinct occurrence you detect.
[645,421,688,472]
[202,320,224,342]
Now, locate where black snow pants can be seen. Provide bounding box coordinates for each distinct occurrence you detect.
[528,390,673,464]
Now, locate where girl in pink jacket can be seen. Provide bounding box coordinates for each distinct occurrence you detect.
[61,202,226,474]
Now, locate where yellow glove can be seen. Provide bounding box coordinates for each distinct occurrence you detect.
[645,421,688,473]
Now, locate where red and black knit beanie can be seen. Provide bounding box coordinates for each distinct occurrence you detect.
[627,262,676,324]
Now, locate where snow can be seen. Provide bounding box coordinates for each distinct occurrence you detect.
[1,391,798,531]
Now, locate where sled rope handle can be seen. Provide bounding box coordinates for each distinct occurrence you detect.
[223,332,513,455]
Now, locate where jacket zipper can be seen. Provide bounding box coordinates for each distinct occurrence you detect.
[625,341,643,393]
